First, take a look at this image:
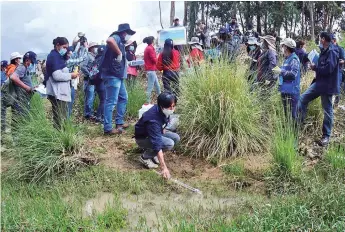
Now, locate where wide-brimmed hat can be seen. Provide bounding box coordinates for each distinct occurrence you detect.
[125,40,137,48]
[114,23,136,35]
[280,38,296,48]
[247,37,261,46]
[188,37,203,46]
[10,52,22,61]
[259,35,276,51]
[88,42,99,49]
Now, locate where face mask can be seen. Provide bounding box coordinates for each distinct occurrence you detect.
[125,34,131,42]
[129,46,135,51]
[162,108,174,117]
[249,45,255,51]
[59,48,67,56]
[28,63,34,72]
[319,41,323,49]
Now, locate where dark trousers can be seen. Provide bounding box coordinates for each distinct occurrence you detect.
[48,95,68,130]
[281,93,299,121]
[94,80,105,120]
[162,70,179,95]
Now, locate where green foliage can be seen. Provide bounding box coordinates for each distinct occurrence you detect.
[325,143,345,170]
[179,62,269,161]
[5,94,84,182]
[222,161,245,176]
[126,81,146,119]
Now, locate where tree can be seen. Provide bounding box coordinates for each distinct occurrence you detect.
[183,1,188,26]
[310,2,315,41]
[159,1,164,29]
[170,1,175,27]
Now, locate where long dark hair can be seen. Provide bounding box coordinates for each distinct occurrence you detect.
[53,37,69,48]
[162,39,174,66]
[143,36,154,45]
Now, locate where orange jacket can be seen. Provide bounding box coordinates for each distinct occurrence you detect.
[187,48,204,68]
[157,49,180,71]
[6,64,17,78]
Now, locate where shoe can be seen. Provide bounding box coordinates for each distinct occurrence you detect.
[104,128,126,136]
[95,117,104,124]
[318,136,330,147]
[116,123,129,130]
[152,156,160,165]
[139,156,158,169]
[85,115,97,121]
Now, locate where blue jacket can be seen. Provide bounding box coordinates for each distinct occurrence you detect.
[101,34,127,78]
[295,48,308,73]
[333,44,345,86]
[135,105,169,153]
[278,53,301,95]
[314,45,340,95]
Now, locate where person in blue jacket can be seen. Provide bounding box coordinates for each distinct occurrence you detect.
[298,32,340,146]
[101,23,136,135]
[330,34,345,106]
[134,92,180,179]
[1,60,8,86]
[273,38,301,122]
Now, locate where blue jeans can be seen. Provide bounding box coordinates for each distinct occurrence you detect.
[146,71,161,103]
[68,86,75,118]
[94,80,105,120]
[298,83,334,138]
[136,131,180,159]
[281,93,299,120]
[84,80,95,118]
[103,75,128,132]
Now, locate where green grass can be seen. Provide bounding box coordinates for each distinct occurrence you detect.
[325,142,345,170]
[179,61,269,161]
[222,161,245,177]
[4,94,85,182]
[126,81,146,119]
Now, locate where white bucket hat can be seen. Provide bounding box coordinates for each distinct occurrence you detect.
[280,38,296,48]
[10,52,22,61]
[88,42,99,49]
[188,37,203,51]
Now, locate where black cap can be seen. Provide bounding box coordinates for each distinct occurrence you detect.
[23,51,37,64]
[1,60,8,67]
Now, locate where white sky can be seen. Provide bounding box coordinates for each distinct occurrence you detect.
[1,0,185,59]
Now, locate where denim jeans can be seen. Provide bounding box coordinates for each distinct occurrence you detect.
[281,93,299,120]
[298,83,334,138]
[102,75,128,132]
[94,80,105,120]
[136,131,180,159]
[84,80,95,118]
[146,71,161,103]
[68,86,75,118]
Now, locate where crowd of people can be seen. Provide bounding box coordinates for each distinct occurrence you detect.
[1,19,344,179]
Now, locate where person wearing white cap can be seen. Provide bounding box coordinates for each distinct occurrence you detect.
[187,37,205,68]
[5,52,22,79]
[272,38,301,122]
[80,41,100,121]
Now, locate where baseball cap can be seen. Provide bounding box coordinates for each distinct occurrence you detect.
[23,51,37,64]
[280,38,296,48]
[10,52,22,61]
[1,60,8,67]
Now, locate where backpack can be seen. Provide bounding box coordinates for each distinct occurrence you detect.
[1,78,17,107]
[88,56,102,85]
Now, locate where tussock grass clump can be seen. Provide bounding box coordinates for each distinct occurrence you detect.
[179,61,269,160]
[6,94,85,182]
[126,81,146,119]
[325,142,345,170]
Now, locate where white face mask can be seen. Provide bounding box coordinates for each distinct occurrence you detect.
[162,108,174,117]
[125,34,131,42]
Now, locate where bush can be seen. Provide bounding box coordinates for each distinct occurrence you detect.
[126,81,146,119]
[5,94,86,182]
[179,61,269,161]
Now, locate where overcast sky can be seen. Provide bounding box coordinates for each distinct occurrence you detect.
[1,0,184,60]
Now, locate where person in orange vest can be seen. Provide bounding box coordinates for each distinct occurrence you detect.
[186,37,205,68]
[6,52,22,78]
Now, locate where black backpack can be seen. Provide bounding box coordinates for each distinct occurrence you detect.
[88,55,102,85]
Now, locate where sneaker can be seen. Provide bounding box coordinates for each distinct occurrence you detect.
[104,128,126,136]
[116,123,130,130]
[152,156,160,165]
[139,156,158,169]
[318,136,330,147]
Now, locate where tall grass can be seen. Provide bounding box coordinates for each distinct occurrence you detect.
[5,94,86,182]
[325,142,345,170]
[126,81,146,119]
[179,61,269,160]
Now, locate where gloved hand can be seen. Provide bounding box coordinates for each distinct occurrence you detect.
[272,66,281,74]
[264,80,271,86]
[116,53,123,62]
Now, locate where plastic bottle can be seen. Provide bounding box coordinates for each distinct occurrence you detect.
[139,104,154,119]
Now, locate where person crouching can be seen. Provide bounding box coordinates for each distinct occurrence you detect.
[134,92,180,179]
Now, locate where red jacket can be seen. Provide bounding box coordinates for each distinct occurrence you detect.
[187,48,204,67]
[157,49,180,71]
[144,44,157,71]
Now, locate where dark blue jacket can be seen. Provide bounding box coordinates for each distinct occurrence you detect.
[135,105,169,153]
[278,52,301,95]
[295,48,308,73]
[314,45,340,95]
[333,44,345,86]
[101,33,126,78]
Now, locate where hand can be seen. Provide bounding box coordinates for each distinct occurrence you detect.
[71,73,79,79]
[161,167,171,180]
[340,59,344,64]
[26,86,34,93]
[264,80,271,86]
[272,66,281,75]
[116,53,123,62]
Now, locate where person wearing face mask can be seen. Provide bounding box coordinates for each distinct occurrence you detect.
[46,37,79,130]
[247,37,262,82]
[80,42,99,121]
[295,41,309,75]
[256,35,278,90]
[298,32,340,147]
[1,51,37,133]
[273,38,301,122]
[125,40,138,86]
[134,92,180,179]
[186,37,205,68]
[100,23,136,135]
[330,34,345,107]
[6,52,22,79]
[143,36,161,104]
